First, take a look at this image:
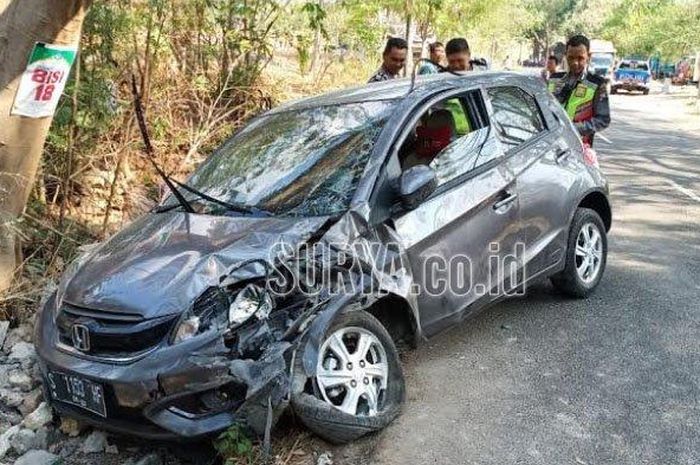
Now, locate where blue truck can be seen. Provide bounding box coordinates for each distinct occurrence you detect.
[611,58,652,95]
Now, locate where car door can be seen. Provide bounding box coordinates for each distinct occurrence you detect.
[485,85,580,281]
[390,89,521,336]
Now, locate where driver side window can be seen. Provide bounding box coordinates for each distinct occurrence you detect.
[398,90,497,187]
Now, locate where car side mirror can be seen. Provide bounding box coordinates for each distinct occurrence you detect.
[399,165,437,210]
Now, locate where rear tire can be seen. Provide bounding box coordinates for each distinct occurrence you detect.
[610,87,617,95]
[291,310,405,444]
[551,208,607,298]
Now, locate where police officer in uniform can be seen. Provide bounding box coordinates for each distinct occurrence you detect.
[548,34,610,146]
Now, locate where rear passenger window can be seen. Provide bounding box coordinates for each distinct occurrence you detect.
[487,87,545,150]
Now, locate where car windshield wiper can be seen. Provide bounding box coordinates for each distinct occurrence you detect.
[131,74,267,217]
[154,179,270,215]
[131,76,194,213]
[168,180,263,215]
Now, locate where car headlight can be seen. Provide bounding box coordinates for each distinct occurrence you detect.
[228,283,273,325]
[172,283,273,344]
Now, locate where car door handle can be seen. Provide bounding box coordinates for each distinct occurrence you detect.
[556,148,571,163]
[493,193,518,211]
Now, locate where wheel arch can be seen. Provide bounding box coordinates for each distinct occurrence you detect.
[300,291,421,378]
[364,293,421,349]
[577,189,612,232]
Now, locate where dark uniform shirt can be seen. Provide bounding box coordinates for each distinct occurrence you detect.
[368,66,398,83]
[550,70,611,143]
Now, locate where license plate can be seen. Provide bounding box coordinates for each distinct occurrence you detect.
[47,371,107,417]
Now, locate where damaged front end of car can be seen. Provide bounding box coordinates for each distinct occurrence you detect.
[34,210,419,442]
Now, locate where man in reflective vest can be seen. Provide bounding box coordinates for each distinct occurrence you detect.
[442,37,485,136]
[548,34,610,146]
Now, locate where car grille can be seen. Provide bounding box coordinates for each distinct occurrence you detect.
[57,303,178,358]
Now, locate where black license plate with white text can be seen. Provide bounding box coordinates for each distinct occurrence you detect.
[46,370,107,417]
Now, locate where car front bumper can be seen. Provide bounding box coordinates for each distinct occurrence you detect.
[34,294,293,440]
[612,81,649,91]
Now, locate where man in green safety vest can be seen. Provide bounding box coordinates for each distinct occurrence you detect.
[442,38,485,136]
[548,34,611,146]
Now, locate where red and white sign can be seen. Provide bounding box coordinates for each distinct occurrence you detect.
[11,43,77,118]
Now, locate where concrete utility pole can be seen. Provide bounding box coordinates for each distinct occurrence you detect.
[0,0,92,292]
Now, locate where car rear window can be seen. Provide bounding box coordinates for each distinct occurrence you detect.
[486,86,545,151]
[619,61,649,71]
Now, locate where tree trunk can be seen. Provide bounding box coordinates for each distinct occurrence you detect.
[309,0,324,73]
[0,0,91,292]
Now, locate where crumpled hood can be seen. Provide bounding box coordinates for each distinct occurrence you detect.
[62,212,330,318]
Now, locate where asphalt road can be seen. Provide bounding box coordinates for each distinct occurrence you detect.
[346,87,700,465]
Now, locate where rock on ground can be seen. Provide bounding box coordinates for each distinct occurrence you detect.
[0,388,25,409]
[3,325,33,353]
[81,430,108,454]
[0,321,9,350]
[22,403,53,431]
[58,417,85,437]
[317,451,334,465]
[13,449,58,465]
[11,428,37,455]
[34,427,49,450]
[53,437,80,458]
[0,425,20,459]
[8,342,35,363]
[17,389,43,417]
[8,370,33,391]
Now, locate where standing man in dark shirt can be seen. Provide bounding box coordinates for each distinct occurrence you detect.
[541,55,559,82]
[444,38,487,72]
[368,37,408,83]
[418,42,446,75]
[548,34,610,145]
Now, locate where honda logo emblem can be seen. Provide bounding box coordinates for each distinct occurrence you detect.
[71,324,90,352]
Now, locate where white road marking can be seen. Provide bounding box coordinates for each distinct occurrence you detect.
[597,133,613,145]
[667,180,700,203]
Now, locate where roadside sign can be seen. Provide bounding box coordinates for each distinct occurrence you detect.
[11,42,78,118]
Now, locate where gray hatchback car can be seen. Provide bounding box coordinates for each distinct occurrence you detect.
[35,72,611,444]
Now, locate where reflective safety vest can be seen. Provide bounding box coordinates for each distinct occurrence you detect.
[445,98,471,135]
[547,73,597,125]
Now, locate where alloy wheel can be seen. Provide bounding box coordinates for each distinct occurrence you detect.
[316,327,389,416]
[575,222,604,284]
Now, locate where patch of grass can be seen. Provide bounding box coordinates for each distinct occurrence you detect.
[215,424,255,464]
[212,417,318,465]
[0,200,96,323]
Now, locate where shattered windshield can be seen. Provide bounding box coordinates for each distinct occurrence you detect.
[165,100,396,216]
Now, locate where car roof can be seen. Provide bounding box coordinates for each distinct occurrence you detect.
[268,71,544,114]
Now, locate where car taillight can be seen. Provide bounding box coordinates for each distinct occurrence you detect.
[583,143,599,168]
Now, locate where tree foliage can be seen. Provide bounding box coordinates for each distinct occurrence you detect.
[5,0,700,316]
[602,0,700,58]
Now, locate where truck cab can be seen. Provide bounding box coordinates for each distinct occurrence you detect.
[589,39,616,94]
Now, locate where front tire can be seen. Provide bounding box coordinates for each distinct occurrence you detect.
[551,208,608,298]
[292,310,405,444]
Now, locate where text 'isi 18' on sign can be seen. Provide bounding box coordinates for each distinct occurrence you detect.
[11,42,78,118]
